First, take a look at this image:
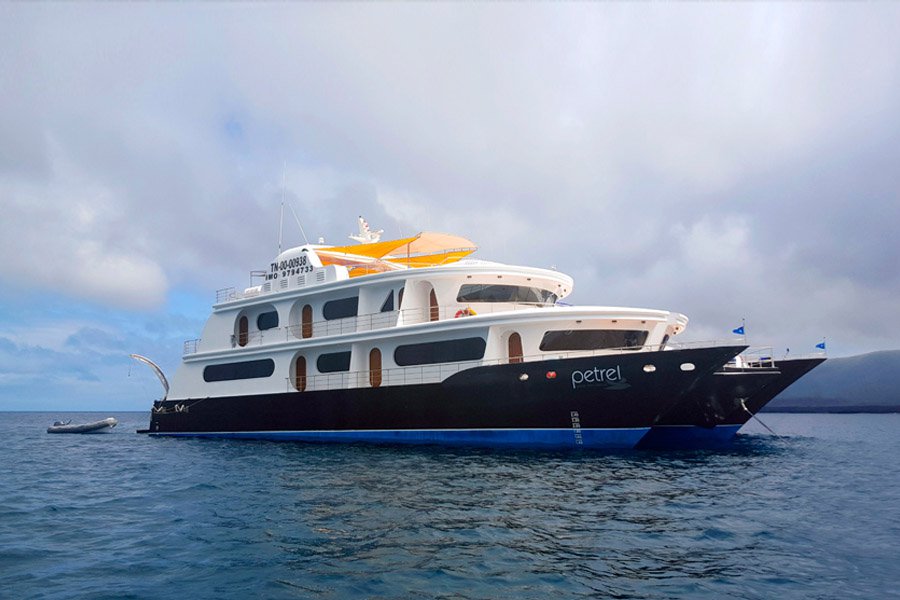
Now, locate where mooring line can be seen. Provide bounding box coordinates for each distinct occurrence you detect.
[740,398,779,437]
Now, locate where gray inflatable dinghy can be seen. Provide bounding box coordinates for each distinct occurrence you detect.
[47,417,118,434]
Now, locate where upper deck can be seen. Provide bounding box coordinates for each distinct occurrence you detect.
[180,227,682,367]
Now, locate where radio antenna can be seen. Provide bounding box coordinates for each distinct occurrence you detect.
[278,161,286,254]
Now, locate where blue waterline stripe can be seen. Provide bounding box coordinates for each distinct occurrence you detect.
[639,424,742,449]
[149,427,650,448]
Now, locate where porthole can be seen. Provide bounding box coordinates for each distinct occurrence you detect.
[643,364,656,373]
[680,362,695,371]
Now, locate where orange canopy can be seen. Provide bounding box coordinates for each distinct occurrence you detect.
[317,232,477,277]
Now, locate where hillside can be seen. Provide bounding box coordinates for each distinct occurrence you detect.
[763,350,900,412]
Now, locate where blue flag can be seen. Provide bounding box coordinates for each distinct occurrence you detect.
[816,341,826,350]
[732,325,745,335]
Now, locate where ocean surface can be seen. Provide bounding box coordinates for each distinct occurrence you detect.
[1,412,898,599]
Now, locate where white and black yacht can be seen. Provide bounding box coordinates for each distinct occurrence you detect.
[140,222,746,448]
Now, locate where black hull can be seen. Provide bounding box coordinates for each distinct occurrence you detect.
[724,357,827,422]
[653,369,782,428]
[638,356,826,449]
[145,345,744,449]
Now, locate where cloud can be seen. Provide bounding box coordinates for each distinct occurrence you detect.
[1,2,899,365]
[0,307,200,410]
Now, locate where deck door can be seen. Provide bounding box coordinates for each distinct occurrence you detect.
[508,332,524,364]
[238,316,249,347]
[295,356,307,392]
[429,289,439,322]
[369,348,382,388]
[301,304,313,339]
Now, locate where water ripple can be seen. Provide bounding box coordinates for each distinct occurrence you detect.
[1,413,899,599]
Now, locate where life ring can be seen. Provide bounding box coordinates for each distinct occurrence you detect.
[454,307,477,318]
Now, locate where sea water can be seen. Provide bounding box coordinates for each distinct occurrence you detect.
[0,412,898,599]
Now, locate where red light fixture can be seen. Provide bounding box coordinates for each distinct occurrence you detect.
[546,371,557,379]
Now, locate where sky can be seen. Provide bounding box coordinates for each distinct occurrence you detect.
[2,3,899,411]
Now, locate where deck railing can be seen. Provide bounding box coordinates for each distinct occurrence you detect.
[285,361,481,392]
[184,302,552,355]
[281,341,750,393]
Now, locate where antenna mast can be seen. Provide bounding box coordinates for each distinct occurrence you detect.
[278,161,286,254]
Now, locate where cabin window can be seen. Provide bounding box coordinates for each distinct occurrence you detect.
[301,304,313,339]
[238,316,249,347]
[294,356,307,392]
[508,332,524,364]
[323,297,359,320]
[203,359,275,382]
[369,348,382,388]
[429,289,439,322]
[457,284,558,305]
[398,287,405,309]
[380,291,394,313]
[539,330,648,352]
[257,311,279,331]
[394,337,486,366]
[660,334,670,351]
[317,351,352,373]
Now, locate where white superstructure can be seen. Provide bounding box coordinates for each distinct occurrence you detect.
[167,228,688,403]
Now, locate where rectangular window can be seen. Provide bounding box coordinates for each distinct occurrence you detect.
[256,311,279,331]
[539,330,648,352]
[203,359,275,382]
[457,284,557,305]
[317,351,352,373]
[323,297,359,320]
[394,337,486,366]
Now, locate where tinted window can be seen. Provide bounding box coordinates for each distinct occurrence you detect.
[539,330,648,351]
[394,337,486,366]
[317,351,352,373]
[203,359,275,382]
[380,291,394,313]
[257,311,279,331]
[323,297,359,320]
[457,284,557,305]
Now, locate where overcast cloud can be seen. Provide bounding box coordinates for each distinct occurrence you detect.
[2,3,899,409]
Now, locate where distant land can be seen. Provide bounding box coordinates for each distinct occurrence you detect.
[763,350,900,413]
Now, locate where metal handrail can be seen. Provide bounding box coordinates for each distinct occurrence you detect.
[183,339,201,355]
[281,340,745,393]
[216,287,237,303]
[721,346,776,369]
[187,302,554,354]
[183,296,745,357]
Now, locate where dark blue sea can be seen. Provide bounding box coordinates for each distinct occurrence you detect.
[1,413,898,599]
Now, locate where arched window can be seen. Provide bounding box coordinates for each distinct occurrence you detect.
[301,305,313,339]
[369,348,382,388]
[294,355,307,392]
[429,289,439,322]
[508,332,523,364]
[238,316,249,347]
